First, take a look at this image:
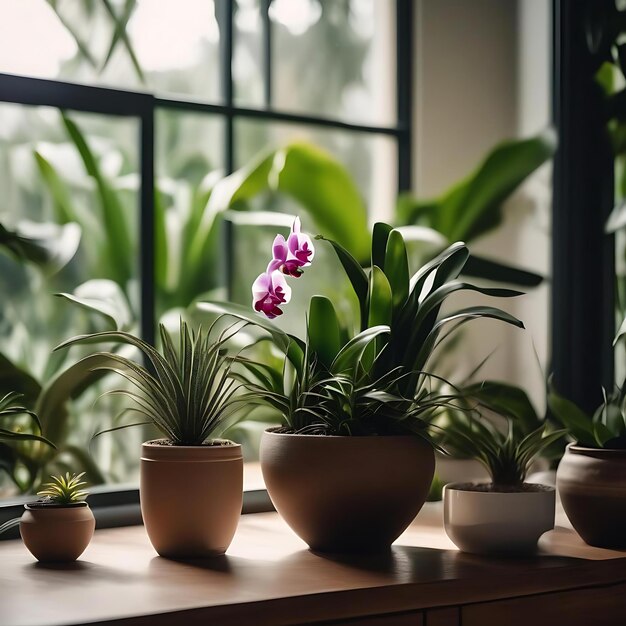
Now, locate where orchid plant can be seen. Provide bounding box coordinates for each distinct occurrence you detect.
[251,217,314,318]
[199,218,526,437]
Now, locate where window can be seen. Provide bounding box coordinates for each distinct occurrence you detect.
[0,0,411,510]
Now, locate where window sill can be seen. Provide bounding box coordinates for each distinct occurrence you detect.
[1,504,626,626]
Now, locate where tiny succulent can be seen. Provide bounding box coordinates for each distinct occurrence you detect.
[55,319,244,446]
[37,472,89,504]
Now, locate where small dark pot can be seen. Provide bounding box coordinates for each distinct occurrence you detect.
[260,429,435,553]
[20,502,95,562]
[557,444,626,548]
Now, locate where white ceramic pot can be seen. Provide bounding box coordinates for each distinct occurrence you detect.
[443,482,555,555]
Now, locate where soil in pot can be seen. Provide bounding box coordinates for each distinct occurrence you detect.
[443,482,555,555]
[20,501,95,562]
[260,429,435,553]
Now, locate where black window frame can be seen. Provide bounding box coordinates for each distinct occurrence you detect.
[0,0,414,531]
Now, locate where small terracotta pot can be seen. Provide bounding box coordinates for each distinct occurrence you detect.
[260,429,435,553]
[140,440,243,558]
[20,502,95,562]
[443,483,555,555]
[557,443,626,548]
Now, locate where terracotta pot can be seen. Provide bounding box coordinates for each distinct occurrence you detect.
[260,429,435,553]
[557,443,626,548]
[140,440,243,558]
[20,502,95,562]
[443,483,555,555]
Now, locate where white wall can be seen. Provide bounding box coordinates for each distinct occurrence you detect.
[413,0,552,408]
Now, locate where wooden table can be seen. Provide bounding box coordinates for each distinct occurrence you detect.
[1,504,626,626]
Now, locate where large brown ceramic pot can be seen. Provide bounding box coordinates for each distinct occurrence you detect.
[260,429,435,553]
[20,502,95,562]
[140,440,243,558]
[557,444,626,548]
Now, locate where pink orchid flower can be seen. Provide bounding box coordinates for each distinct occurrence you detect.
[252,269,292,319]
[268,217,315,278]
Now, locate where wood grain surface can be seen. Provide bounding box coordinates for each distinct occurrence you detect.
[1,503,625,626]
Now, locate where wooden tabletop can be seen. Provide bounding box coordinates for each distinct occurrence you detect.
[1,504,626,626]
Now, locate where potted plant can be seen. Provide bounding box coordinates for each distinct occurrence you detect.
[201,218,525,553]
[549,380,626,548]
[19,472,95,562]
[440,396,564,555]
[55,320,245,558]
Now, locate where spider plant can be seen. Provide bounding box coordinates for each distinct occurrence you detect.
[37,472,89,504]
[440,402,565,489]
[54,319,245,446]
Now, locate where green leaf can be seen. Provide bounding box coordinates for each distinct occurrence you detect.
[384,230,410,310]
[398,131,556,243]
[371,222,393,270]
[101,0,143,81]
[547,380,597,447]
[606,200,626,233]
[307,296,342,369]
[0,221,81,274]
[57,279,132,330]
[331,326,390,375]
[317,235,369,329]
[463,254,544,287]
[368,266,393,327]
[62,114,133,287]
[195,301,305,374]
[209,142,370,263]
[0,353,42,407]
[36,354,119,445]
[461,381,540,436]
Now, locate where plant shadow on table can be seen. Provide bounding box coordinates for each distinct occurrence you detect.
[25,560,137,583]
[150,554,233,574]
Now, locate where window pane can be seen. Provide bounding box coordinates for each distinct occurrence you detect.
[234,0,265,107]
[0,103,140,497]
[271,0,396,124]
[0,0,222,102]
[154,109,225,318]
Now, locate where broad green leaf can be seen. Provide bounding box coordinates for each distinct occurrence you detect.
[461,381,540,436]
[442,130,557,241]
[0,221,81,274]
[317,235,369,329]
[397,131,556,243]
[62,114,133,287]
[384,230,410,310]
[371,222,393,270]
[307,296,342,369]
[0,353,42,407]
[368,266,393,327]
[331,325,390,375]
[209,143,370,263]
[463,254,544,287]
[547,380,596,447]
[56,279,132,330]
[36,354,119,446]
